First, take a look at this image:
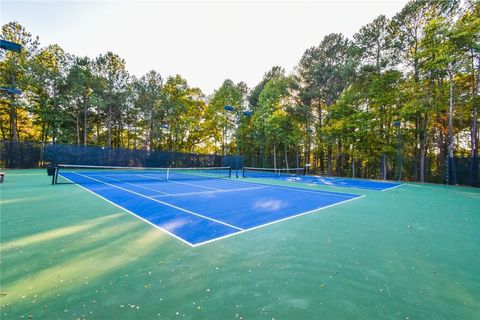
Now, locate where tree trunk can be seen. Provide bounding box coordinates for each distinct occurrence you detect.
[76,112,80,145]
[95,106,100,144]
[115,122,121,148]
[350,144,355,178]
[117,125,121,148]
[149,114,154,150]
[9,70,18,141]
[327,144,332,176]
[381,154,387,180]
[352,157,355,178]
[52,83,58,144]
[222,127,226,156]
[447,70,457,185]
[296,147,300,168]
[414,115,419,180]
[419,114,427,183]
[471,55,479,160]
[305,123,311,169]
[284,144,289,170]
[107,104,112,147]
[336,140,342,176]
[380,103,387,180]
[320,148,325,174]
[9,94,18,141]
[41,122,46,143]
[83,97,88,146]
[413,37,421,181]
[1,120,6,140]
[469,55,479,186]
[96,122,100,144]
[273,143,277,171]
[259,143,263,168]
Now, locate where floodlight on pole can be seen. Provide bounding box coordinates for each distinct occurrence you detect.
[0,87,22,95]
[0,40,22,53]
[224,105,252,178]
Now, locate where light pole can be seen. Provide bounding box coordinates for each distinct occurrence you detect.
[393,121,402,181]
[1,40,22,143]
[224,105,252,178]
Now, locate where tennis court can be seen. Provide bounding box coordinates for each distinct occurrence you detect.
[243,167,402,191]
[55,166,362,246]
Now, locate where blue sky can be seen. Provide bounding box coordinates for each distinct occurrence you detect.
[1,0,407,95]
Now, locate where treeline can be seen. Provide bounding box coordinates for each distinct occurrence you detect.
[1,0,479,182]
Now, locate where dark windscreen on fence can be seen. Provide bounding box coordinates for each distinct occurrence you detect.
[0,141,43,169]
[0,140,478,187]
[43,143,243,169]
[0,141,241,170]
[447,156,479,187]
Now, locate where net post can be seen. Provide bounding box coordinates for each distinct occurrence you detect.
[52,166,58,185]
[48,165,58,185]
[166,168,170,181]
[229,167,232,178]
[55,167,60,184]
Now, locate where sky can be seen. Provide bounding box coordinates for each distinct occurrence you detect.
[1,0,408,95]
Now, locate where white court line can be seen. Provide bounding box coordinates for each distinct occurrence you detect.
[100,175,172,195]
[151,186,266,198]
[136,174,222,191]
[224,179,358,198]
[72,172,244,231]
[380,183,405,192]
[191,194,367,247]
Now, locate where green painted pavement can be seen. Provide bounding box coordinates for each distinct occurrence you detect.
[1,170,479,319]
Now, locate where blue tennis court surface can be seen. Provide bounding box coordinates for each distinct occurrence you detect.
[60,171,362,246]
[244,171,401,191]
[292,176,401,190]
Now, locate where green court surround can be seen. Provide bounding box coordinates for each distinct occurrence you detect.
[1,170,479,319]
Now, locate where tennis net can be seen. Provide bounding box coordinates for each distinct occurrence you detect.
[50,164,231,185]
[242,167,306,178]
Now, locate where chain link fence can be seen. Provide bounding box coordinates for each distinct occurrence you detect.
[0,141,241,170]
[1,141,478,187]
